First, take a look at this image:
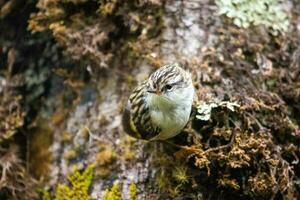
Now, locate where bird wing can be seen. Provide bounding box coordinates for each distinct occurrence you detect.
[122,83,160,140]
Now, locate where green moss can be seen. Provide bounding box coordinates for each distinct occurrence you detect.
[0,88,24,144]
[94,144,116,178]
[41,190,51,200]
[129,183,138,200]
[156,169,170,190]
[172,166,189,184]
[28,117,53,179]
[119,136,136,162]
[54,165,94,200]
[28,0,165,69]
[102,182,139,200]
[54,185,66,200]
[103,182,122,200]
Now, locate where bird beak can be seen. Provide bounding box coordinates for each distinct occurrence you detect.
[147,89,156,93]
[147,89,161,95]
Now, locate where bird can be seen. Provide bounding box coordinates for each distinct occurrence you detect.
[122,63,195,141]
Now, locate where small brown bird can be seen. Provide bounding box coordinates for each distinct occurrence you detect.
[122,63,194,140]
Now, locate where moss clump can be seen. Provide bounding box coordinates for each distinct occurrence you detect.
[28,117,53,179]
[0,74,25,144]
[54,165,94,200]
[94,144,116,178]
[0,144,38,199]
[218,176,240,190]
[41,190,51,200]
[103,182,138,200]
[28,0,165,68]
[129,183,138,200]
[119,136,136,162]
[96,145,116,166]
[172,166,189,185]
[0,48,38,199]
[103,182,122,200]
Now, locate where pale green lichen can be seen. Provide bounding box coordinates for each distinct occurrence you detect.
[216,0,289,35]
[196,101,240,121]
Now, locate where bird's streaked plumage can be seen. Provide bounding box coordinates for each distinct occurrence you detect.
[122,63,194,140]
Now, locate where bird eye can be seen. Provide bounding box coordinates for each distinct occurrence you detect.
[150,82,156,89]
[165,84,173,91]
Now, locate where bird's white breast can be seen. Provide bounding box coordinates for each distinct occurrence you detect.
[147,85,194,140]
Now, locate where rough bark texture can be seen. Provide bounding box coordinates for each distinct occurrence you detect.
[0,0,300,199]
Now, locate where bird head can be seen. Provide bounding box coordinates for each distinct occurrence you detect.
[146,63,194,110]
